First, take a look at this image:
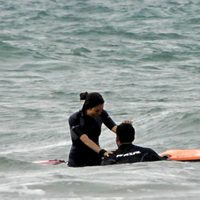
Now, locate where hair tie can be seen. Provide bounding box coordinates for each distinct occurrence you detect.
[80,92,88,100]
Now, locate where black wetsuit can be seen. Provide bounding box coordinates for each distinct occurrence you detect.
[68,110,116,167]
[101,144,162,165]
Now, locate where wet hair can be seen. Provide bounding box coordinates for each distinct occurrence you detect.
[80,92,104,112]
[116,123,135,143]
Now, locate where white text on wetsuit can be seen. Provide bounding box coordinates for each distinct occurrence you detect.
[116,151,141,158]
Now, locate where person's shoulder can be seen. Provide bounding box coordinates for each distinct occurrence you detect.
[133,145,156,154]
[101,109,108,115]
[69,110,82,122]
[134,145,161,161]
[101,109,111,118]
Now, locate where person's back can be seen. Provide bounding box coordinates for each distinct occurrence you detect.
[102,143,161,165]
[101,123,162,165]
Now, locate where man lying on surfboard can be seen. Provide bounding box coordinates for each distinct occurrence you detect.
[101,123,163,165]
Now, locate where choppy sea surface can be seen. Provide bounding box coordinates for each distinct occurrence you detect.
[0,0,200,199]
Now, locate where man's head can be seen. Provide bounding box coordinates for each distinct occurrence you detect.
[116,123,135,145]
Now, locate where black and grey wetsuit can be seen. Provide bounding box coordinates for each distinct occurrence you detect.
[68,110,116,167]
[101,144,162,165]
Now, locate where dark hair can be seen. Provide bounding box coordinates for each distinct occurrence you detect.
[80,92,104,112]
[116,123,135,143]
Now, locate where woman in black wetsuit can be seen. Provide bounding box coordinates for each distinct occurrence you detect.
[68,92,118,167]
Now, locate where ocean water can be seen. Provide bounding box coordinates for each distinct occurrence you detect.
[0,0,200,199]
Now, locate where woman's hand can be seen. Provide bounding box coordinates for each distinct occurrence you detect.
[112,120,132,133]
[122,120,132,124]
[103,150,113,157]
[99,149,113,157]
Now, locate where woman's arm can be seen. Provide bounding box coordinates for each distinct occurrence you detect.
[80,134,101,153]
[80,134,112,156]
[102,110,132,134]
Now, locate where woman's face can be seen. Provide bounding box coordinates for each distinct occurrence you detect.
[86,104,104,117]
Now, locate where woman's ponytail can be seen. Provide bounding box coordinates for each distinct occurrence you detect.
[80,92,88,100]
[80,92,104,112]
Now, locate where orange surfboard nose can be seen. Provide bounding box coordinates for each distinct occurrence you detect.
[160,149,200,161]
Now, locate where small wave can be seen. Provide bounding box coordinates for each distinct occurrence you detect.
[142,51,178,62]
[0,157,34,171]
[71,47,91,57]
[0,185,45,196]
[0,141,69,156]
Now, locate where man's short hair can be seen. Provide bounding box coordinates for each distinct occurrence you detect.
[116,123,135,143]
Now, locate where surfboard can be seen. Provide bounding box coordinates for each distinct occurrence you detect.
[160,149,200,161]
[32,149,200,165]
[32,159,66,165]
